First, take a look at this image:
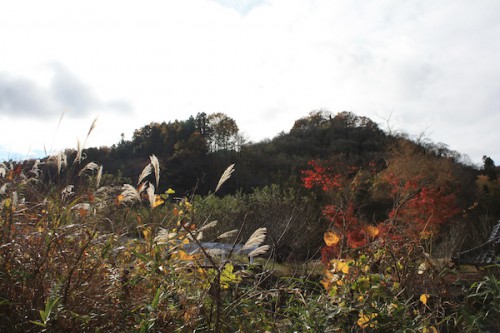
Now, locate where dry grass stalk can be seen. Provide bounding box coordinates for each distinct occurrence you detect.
[215,164,235,193]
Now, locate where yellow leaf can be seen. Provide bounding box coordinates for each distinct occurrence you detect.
[357,312,377,329]
[331,259,349,274]
[420,293,429,305]
[420,230,432,240]
[176,250,196,261]
[320,277,331,290]
[324,231,340,246]
[143,227,151,241]
[152,195,164,208]
[365,225,380,238]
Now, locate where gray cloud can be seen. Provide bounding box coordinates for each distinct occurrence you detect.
[49,63,99,116]
[0,64,132,119]
[0,73,55,117]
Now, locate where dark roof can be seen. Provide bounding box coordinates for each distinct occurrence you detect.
[452,221,500,266]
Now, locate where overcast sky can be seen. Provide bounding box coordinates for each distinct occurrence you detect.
[1,0,499,166]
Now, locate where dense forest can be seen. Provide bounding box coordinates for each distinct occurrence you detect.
[1,110,499,331]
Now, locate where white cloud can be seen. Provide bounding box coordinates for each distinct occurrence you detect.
[0,0,499,165]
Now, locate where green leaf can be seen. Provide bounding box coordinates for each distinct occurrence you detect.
[30,320,47,327]
[131,249,152,264]
[220,263,242,288]
[151,287,162,310]
[39,310,47,323]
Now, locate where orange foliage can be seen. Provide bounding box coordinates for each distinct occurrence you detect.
[302,153,459,262]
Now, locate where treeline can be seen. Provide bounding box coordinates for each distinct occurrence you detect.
[82,111,390,194]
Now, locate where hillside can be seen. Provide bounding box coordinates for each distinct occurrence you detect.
[1,110,499,331]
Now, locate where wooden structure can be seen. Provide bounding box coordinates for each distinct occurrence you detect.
[452,220,500,266]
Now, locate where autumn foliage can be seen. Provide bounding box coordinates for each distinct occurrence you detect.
[302,140,461,263]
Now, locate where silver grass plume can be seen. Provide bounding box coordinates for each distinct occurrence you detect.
[30,160,42,178]
[74,139,82,164]
[215,164,235,193]
[154,228,178,244]
[137,182,147,195]
[72,203,91,212]
[198,220,218,233]
[55,152,67,174]
[61,185,74,199]
[82,117,98,148]
[242,227,267,250]
[96,165,103,188]
[78,162,99,176]
[154,228,169,243]
[120,184,141,203]
[0,183,8,195]
[248,245,270,258]
[87,117,98,138]
[146,182,155,208]
[150,155,160,188]
[137,163,153,185]
[216,229,238,240]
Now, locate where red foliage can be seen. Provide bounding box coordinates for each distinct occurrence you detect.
[302,158,460,261]
[320,245,338,264]
[302,160,342,191]
[347,227,368,249]
[382,172,460,239]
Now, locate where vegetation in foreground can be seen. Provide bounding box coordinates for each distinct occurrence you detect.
[1,112,499,332]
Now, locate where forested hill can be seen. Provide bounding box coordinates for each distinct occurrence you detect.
[80,110,479,195]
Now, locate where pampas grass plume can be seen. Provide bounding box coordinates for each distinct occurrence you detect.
[78,162,99,176]
[198,220,218,232]
[248,245,270,257]
[242,227,267,250]
[96,165,103,188]
[216,229,238,240]
[146,183,155,208]
[215,164,235,193]
[137,163,153,185]
[150,155,160,188]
